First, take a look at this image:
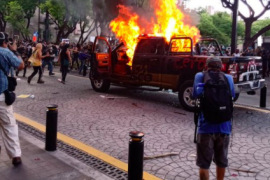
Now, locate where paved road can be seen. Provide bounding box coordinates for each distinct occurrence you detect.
[13,69,270,180]
[237,77,270,109]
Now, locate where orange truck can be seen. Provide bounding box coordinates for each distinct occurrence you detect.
[89,35,265,111]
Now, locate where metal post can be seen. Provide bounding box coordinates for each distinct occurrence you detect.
[260,85,267,108]
[231,0,239,55]
[45,104,58,151]
[44,10,50,43]
[38,0,41,42]
[128,131,144,180]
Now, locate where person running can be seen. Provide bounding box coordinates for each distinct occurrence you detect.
[58,44,71,84]
[28,43,48,84]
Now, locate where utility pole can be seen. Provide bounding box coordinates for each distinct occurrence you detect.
[44,10,49,42]
[38,0,41,42]
[231,0,239,55]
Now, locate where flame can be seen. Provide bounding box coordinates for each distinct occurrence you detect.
[109,0,200,66]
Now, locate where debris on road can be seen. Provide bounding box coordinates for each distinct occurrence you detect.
[173,112,186,115]
[17,94,30,98]
[230,168,257,173]
[100,95,127,100]
[144,153,179,160]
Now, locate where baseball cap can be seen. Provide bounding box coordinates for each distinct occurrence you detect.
[0,32,9,42]
[206,56,222,68]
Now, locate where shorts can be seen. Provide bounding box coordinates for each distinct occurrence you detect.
[196,133,230,169]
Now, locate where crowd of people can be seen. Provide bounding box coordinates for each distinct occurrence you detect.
[232,47,270,77]
[11,39,93,84]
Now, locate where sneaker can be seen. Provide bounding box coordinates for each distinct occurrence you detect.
[58,79,65,84]
[37,80,45,84]
[49,73,55,76]
[12,157,22,166]
[27,76,32,84]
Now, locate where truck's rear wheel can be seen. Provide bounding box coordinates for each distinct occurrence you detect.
[89,71,110,92]
[178,80,195,112]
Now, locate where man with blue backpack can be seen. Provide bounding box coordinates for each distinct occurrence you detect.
[192,57,235,180]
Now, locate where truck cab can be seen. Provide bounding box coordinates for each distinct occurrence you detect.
[89,35,265,111]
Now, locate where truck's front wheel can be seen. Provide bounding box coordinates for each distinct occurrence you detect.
[90,71,110,92]
[91,79,111,92]
[178,80,195,112]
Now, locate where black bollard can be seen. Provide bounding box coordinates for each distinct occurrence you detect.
[260,85,267,108]
[128,131,144,180]
[45,104,58,151]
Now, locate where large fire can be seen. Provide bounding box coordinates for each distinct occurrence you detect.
[109,0,200,66]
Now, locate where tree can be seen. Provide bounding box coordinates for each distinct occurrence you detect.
[0,0,10,31]
[40,0,80,43]
[5,1,29,39]
[197,11,244,46]
[18,0,39,30]
[221,0,270,49]
[92,0,123,37]
[76,1,97,44]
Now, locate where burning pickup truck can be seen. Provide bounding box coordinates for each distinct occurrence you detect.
[89,35,265,111]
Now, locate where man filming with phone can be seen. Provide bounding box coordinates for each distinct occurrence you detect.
[0,32,24,166]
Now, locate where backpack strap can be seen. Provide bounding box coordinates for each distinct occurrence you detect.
[218,72,232,96]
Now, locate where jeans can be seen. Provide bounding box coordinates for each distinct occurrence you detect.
[79,59,85,74]
[42,60,53,74]
[71,57,79,70]
[61,66,69,82]
[29,66,42,81]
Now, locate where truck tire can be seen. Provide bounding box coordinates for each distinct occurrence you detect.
[178,80,195,112]
[89,71,110,92]
[233,93,240,102]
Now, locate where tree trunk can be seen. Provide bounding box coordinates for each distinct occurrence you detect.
[56,28,64,44]
[0,20,6,31]
[243,21,253,50]
[26,17,31,29]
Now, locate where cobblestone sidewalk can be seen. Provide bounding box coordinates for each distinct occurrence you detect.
[0,130,111,180]
[13,69,270,180]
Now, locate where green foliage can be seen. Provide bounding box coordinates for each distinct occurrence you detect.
[40,0,66,26]
[197,11,244,46]
[252,18,270,36]
[18,0,39,19]
[5,1,29,37]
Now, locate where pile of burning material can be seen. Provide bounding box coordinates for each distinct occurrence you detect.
[110,0,200,66]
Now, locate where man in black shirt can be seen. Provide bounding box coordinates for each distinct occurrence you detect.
[42,46,55,76]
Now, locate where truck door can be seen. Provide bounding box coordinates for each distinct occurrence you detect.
[92,37,111,79]
[161,37,194,88]
[132,38,164,86]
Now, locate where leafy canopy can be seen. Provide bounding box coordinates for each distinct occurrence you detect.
[197,11,244,46]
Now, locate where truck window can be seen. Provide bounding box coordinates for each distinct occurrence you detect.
[170,38,192,53]
[95,39,110,53]
[135,39,163,54]
[197,40,222,56]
